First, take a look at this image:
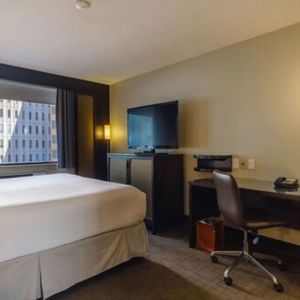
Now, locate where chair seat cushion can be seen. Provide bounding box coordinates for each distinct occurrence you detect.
[243,208,287,230]
[244,218,286,230]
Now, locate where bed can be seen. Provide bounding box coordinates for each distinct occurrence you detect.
[0,174,148,300]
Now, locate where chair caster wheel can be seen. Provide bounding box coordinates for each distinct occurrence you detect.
[224,277,233,286]
[274,283,284,293]
[277,261,287,271]
[210,255,218,263]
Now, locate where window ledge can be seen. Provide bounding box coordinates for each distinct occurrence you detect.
[0,163,57,177]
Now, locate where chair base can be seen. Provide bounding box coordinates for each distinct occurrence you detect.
[210,230,284,293]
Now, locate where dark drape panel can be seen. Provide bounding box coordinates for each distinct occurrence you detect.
[56,89,76,169]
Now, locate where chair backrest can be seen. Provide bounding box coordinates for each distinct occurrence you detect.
[213,170,244,228]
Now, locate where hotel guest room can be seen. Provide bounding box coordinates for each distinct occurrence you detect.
[0,1,300,299]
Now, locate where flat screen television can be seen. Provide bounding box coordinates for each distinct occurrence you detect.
[127,100,179,150]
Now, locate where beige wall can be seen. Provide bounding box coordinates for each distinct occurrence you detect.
[110,23,300,219]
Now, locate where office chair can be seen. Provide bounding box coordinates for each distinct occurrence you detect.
[211,170,287,292]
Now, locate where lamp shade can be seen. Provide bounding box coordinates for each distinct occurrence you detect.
[104,124,111,140]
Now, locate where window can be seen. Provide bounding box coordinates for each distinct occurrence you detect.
[0,99,57,164]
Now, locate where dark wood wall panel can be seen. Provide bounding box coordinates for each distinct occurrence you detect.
[0,63,107,94]
[94,92,110,180]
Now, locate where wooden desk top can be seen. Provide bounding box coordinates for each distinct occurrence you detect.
[190,178,300,202]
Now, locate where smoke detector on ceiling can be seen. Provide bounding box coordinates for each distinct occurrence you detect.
[75,0,91,10]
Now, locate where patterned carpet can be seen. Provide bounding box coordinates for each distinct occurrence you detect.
[147,227,300,300]
[51,226,300,299]
[50,257,204,300]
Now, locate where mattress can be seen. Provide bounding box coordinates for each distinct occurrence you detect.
[0,173,146,263]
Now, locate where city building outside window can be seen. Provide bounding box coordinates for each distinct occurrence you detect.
[0,99,57,164]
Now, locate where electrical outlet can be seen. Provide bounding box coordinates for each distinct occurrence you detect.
[248,158,255,170]
[232,158,239,169]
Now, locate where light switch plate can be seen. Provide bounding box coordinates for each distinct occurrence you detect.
[232,158,239,169]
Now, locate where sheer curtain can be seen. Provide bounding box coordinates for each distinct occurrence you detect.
[56,89,76,169]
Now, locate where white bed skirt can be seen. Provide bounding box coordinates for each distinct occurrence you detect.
[0,222,148,300]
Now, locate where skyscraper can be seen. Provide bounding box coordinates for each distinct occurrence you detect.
[0,99,57,164]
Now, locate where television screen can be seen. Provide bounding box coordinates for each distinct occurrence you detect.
[128,101,178,149]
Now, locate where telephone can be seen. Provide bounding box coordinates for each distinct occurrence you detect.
[274,177,299,189]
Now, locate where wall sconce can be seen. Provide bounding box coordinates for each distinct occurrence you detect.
[103,124,111,153]
[104,124,111,140]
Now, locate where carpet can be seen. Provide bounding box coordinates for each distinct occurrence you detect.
[49,258,204,300]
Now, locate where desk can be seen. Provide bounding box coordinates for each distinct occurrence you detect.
[189,178,300,248]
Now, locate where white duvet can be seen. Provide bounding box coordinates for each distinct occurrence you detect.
[0,173,146,263]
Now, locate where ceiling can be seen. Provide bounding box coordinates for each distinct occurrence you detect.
[1,0,300,85]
